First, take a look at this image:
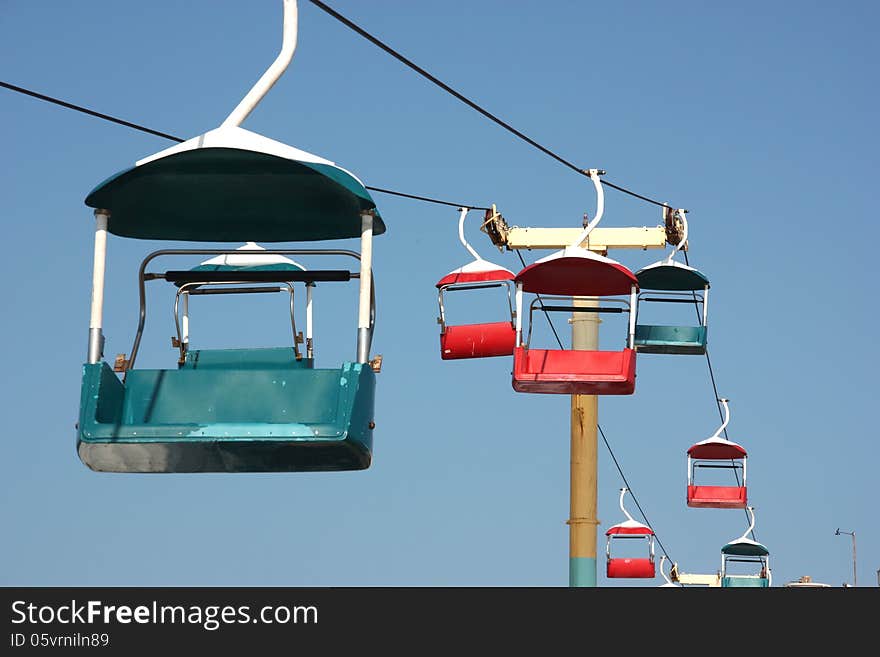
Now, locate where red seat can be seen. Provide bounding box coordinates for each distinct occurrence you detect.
[607,558,655,579]
[687,485,747,509]
[440,321,515,360]
[512,347,636,395]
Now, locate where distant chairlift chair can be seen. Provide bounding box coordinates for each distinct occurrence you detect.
[606,487,656,579]
[720,507,771,587]
[687,398,748,509]
[435,207,516,360]
[634,207,710,355]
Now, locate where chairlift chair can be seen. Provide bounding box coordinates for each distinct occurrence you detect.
[435,208,516,360]
[634,208,710,355]
[605,488,656,579]
[76,0,384,473]
[687,398,748,509]
[720,507,771,587]
[512,171,639,395]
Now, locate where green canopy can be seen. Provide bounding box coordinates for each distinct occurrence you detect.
[190,262,304,272]
[721,539,770,557]
[636,261,709,291]
[85,131,385,242]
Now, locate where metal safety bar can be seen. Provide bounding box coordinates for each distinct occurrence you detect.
[437,279,515,333]
[173,280,301,365]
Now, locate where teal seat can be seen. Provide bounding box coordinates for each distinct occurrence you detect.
[77,348,376,473]
[634,260,710,356]
[722,576,770,588]
[634,325,707,355]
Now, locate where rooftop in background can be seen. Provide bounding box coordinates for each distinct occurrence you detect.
[783,575,832,588]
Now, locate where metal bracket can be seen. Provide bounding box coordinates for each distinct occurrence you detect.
[369,354,383,373]
[663,205,688,251]
[113,353,129,373]
[480,205,509,251]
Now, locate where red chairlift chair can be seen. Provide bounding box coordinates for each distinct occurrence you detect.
[436,208,516,360]
[512,170,639,395]
[687,398,748,509]
[606,487,656,579]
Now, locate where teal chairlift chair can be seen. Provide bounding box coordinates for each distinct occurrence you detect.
[634,208,710,355]
[720,507,771,587]
[76,0,385,473]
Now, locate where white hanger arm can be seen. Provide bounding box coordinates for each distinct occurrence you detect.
[618,487,636,523]
[738,506,757,542]
[222,0,298,128]
[711,398,731,439]
[458,207,482,261]
[568,169,605,248]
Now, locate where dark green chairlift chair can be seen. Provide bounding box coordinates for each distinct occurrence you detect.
[76,0,386,473]
[720,507,771,587]
[634,208,710,355]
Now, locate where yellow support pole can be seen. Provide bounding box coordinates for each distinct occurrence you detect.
[568,297,600,586]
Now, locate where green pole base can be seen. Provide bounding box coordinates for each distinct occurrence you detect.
[570,557,597,587]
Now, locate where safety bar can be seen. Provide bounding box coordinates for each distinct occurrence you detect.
[536,305,624,314]
[162,269,353,285]
[437,279,515,333]
[186,286,285,295]
[640,296,703,304]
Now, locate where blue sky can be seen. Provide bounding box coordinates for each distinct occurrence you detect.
[1,0,877,587]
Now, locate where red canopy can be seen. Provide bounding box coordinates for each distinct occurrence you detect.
[606,523,654,536]
[515,248,637,296]
[436,267,515,287]
[436,259,515,288]
[688,438,747,460]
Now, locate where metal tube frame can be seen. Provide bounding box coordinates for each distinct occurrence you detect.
[635,286,709,327]
[126,248,374,378]
[605,534,655,561]
[524,295,632,350]
[689,457,747,486]
[306,283,314,360]
[721,554,770,582]
[173,281,300,364]
[436,280,515,334]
